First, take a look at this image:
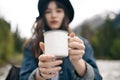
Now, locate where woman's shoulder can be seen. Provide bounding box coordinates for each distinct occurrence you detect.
[23,38,35,50]
[23,38,38,59]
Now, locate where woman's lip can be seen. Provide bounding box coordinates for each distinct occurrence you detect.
[50,20,58,24]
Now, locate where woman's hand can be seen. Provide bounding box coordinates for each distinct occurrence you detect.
[68,32,86,76]
[37,42,62,79]
[68,32,85,64]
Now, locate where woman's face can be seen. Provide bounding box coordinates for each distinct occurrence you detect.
[45,1,65,30]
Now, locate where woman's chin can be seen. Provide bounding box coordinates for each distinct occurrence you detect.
[50,26,60,30]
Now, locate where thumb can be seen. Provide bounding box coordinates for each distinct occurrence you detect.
[69,32,75,38]
[39,42,45,52]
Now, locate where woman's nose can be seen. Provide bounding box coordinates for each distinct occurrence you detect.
[51,11,57,18]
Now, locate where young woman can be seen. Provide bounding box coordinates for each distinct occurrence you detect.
[19,0,102,80]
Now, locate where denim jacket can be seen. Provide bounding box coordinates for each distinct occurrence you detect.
[19,37,102,80]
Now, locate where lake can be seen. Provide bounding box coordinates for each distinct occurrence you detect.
[97,60,120,80]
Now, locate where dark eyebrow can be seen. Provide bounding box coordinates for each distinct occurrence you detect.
[46,7,63,10]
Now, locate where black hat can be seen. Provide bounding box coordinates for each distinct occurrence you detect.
[38,0,74,23]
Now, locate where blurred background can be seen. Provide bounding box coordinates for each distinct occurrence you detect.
[0,0,120,80]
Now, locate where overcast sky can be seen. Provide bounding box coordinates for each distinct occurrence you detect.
[0,0,120,38]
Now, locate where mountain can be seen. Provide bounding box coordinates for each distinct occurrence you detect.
[73,11,117,35]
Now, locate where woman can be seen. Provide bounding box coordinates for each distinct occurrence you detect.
[19,0,102,80]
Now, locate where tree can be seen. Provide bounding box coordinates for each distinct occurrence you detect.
[110,22,120,59]
[91,16,118,59]
[13,26,25,53]
[0,18,14,63]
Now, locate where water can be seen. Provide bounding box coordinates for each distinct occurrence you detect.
[0,60,120,80]
[0,64,11,80]
[97,60,120,80]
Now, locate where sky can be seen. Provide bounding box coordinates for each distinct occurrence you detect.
[0,0,120,38]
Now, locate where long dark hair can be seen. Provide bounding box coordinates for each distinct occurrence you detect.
[31,0,71,58]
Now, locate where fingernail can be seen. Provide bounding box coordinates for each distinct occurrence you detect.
[58,67,62,70]
[59,60,63,63]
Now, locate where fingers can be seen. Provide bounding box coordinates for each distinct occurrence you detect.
[69,49,85,55]
[38,54,55,62]
[69,33,84,49]
[68,32,85,63]
[39,67,61,74]
[38,54,63,79]
[69,49,85,62]
[69,32,75,38]
[38,59,63,68]
[69,37,84,44]
[40,72,57,79]
[69,42,85,50]
[39,42,45,52]
[68,36,85,50]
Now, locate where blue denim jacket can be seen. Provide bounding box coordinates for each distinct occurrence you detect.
[19,37,102,80]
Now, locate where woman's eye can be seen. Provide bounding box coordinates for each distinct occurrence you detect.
[45,10,51,14]
[57,9,63,13]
